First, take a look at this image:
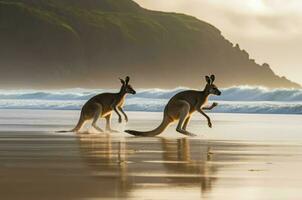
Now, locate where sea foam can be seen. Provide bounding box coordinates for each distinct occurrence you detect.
[0,86,301,114]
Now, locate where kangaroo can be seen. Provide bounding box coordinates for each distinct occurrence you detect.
[59,76,136,133]
[125,75,221,137]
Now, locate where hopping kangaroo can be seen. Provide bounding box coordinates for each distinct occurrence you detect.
[125,75,221,137]
[60,76,136,133]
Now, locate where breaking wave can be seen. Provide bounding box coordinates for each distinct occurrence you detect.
[0,86,301,114]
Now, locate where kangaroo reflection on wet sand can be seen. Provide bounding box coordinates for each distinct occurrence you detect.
[77,135,219,198]
[160,138,217,193]
[78,134,132,198]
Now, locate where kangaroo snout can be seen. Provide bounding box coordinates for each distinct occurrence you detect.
[128,87,136,94]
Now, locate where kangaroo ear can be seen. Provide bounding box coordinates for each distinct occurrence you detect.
[205,76,211,84]
[119,78,125,85]
[210,74,215,83]
[125,76,130,85]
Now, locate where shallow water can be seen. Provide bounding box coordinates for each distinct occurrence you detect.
[0,110,302,200]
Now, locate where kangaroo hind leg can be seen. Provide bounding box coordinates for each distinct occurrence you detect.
[71,111,88,133]
[176,102,196,137]
[183,115,191,131]
[91,104,104,133]
[105,114,118,133]
[73,118,85,133]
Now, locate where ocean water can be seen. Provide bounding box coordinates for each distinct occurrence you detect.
[0,86,301,114]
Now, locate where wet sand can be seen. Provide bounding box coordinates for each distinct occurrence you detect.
[0,109,302,200]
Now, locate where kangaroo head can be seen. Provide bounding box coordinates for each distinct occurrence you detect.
[204,75,221,96]
[120,76,136,95]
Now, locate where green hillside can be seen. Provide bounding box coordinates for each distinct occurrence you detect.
[0,0,299,88]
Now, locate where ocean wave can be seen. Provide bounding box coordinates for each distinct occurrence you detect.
[0,86,301,114]
[0,86,301,101]
[0,99,301,114]
[211,86,302,101]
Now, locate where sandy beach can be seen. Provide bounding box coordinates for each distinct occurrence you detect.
[0,109,302,200]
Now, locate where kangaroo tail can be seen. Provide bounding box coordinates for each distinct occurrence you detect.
[56,129,75,133]
[56,126,79,133]
[125,115,172,137]
[56,112,84,133]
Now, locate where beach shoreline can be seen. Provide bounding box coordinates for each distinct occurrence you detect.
[0,110,302,199]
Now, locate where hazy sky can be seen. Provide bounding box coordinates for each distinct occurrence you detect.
[135,0,302,85]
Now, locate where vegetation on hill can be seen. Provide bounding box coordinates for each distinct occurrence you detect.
[0,0,299,88]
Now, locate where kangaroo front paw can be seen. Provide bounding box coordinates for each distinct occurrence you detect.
[212,102,218,107]
[118,118,122,123]
[208,121,212,128]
